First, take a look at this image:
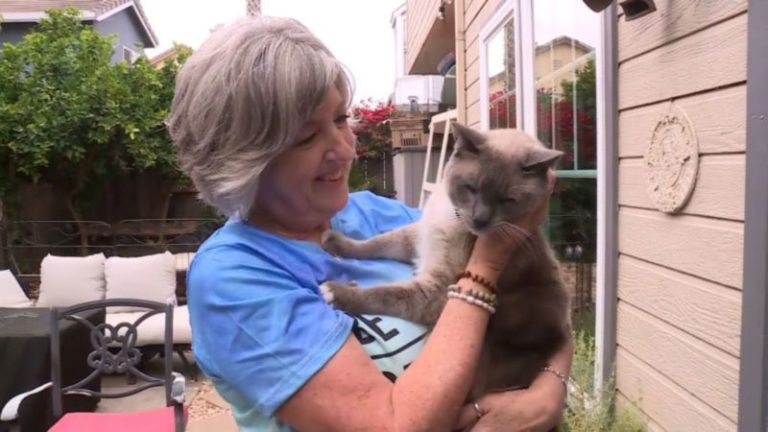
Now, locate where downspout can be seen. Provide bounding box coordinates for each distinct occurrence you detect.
[595,3,619,391]
[454,0,467,125]
[737,0,768,429]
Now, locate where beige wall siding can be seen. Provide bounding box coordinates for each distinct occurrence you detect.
[616,0,747,429]
[405,0,441,73]
[461,0,499,128]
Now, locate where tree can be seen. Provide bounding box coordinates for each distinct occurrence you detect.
[0,8,187,244]
[348,99,395,192]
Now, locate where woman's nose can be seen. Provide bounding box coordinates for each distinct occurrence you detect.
[325,128,356,162]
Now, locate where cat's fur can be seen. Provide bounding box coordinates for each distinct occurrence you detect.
[320,123,571,398]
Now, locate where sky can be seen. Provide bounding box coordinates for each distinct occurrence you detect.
[141,0,405,102]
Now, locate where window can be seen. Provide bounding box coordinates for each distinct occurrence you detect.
[479,0,519,131]
[480,0,603,335]
[123,46,139,63]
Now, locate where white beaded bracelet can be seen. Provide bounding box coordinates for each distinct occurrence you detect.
[447,291,496,314]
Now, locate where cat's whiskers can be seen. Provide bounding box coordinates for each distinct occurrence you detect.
[490,222,538,259]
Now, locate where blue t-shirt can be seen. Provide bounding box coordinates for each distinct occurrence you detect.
[187,192,429,431]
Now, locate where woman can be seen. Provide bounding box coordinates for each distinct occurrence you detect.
[170,16,572,432]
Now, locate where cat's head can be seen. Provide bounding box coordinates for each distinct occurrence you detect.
[444,122,562,234]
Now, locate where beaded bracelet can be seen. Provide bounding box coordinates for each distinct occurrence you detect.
[447,284,497,314]
[447,291,496,314]
[456,270,498,294]
[447,284,498,307]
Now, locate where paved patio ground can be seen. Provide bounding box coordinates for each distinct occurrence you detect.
[97,351,237,431]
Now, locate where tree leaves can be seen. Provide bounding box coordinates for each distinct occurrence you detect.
[0,8,186,215]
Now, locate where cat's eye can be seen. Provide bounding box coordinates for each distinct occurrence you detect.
[464,183,477,194]
[503,197,517,203]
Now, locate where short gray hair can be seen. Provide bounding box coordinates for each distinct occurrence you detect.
[168,16,353,218]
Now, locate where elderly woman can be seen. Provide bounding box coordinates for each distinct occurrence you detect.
[170,16,572,432]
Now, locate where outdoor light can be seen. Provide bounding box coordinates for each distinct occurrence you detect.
[437,4,446,20]
[582,0,613,11]
[582,0,657,21]
[619,0,656,21]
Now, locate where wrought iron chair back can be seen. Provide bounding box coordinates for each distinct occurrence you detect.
[49,299,177,420]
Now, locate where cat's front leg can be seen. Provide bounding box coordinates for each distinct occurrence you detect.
[320,278,446,326]
[322,223,419,262]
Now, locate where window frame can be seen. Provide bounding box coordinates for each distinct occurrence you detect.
[478,0,617,390]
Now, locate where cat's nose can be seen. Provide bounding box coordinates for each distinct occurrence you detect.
[473,217,491,229]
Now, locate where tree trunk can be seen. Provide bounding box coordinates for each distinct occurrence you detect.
[64,191,89,254]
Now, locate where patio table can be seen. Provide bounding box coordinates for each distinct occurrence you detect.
[0,307,103,432]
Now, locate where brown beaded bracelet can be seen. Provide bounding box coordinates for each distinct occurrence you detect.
[456,270,498,294]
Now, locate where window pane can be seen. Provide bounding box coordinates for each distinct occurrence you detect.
[487,19,516,130]
[533,1,598,170]
[547,177,597,328]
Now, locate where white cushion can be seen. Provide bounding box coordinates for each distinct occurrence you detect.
[105,252,177,312]
[106,306,192,346]
[173,252,195,272]
[37,253,106,307]
[0,270,33,308]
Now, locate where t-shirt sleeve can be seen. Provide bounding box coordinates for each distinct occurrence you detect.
[187,250,353,417]
[334,191,422,239]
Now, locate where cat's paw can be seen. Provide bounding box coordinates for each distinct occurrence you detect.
[319,281,337,304]
[319,280,360,311]
[321,230,355,257]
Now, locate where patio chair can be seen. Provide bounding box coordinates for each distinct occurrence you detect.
[0,299,187,432]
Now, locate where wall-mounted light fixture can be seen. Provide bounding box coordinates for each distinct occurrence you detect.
[582,0,657,21]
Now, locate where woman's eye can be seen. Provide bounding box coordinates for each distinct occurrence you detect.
[464,183,477,194]
[334,114,351,125]
[295,133,316,146]
[503,196,517,203]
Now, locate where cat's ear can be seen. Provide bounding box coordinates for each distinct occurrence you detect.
[451,122,486,154]
[524,146,563,169]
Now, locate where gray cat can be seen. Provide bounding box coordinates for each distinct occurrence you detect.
[320,123,571,398]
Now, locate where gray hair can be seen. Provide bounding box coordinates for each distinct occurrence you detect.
[168,16,353,218]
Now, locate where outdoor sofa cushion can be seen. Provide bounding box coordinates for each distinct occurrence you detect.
[105,252,177,313]
[105,305,192,347]
[36,253,106,308]
[0,270,33,308]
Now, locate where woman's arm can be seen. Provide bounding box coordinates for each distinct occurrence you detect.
[277,272,496,432]
[454,331,574,432]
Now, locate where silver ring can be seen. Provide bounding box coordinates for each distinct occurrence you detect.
[472,401,485,419]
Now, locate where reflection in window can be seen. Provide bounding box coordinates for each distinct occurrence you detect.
[534,3,598,171]
[487,19,516,129]
[533,0,599,331]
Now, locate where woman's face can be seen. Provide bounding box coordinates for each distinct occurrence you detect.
[252,86,356,230]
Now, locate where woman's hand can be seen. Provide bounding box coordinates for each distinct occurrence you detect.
[453,372,567,432]
[468,170,556,276]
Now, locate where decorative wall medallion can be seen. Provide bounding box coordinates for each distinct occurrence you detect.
[644,105,699,213]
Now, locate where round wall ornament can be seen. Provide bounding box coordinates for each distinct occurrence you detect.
[644,105,700,213]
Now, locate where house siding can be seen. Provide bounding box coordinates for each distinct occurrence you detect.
[94,8,148,63]
[0,22,39,46]
[615,0,747,430]
[462,0,500,129]
[405,0,442,73]
[0,8,149,64]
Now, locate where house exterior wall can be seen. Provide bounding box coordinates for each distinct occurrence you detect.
[0,8,148,64]
[462,0,501,128]
[0,22,37,45]
[405,0,442,73]
[94,8,148,63]
[614,0,747,430]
